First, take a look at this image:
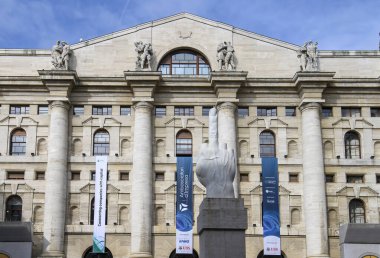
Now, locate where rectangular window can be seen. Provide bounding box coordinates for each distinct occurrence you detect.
[155,106,166,117]
[7,171,24,180]
[35,171,45,180]
[91,171,109,180]
[325,174,335,183]
[240,173,249,182]
[155,172,165,181]
[377,175,380,184]
[120,106,131,116]
[257,107,277,116]
[202,106,213,116]
[346,174,364,183]
[259,172,262,182]
[342,107,361,117]
[322,107,333,118]
[175,106,194,116]
[10,105,29,115]
[285,107,296,117]
[289,173,299,183]
[238,107,249,118]
[371,108,380,117]
[71,171,80,180]
[38,105,48,115]
[92,106,112,115]
[119,171,129,181]
[73,106,84,116]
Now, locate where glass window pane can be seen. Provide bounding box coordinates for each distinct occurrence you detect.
[120,106,131,116]
[73,106,84,115]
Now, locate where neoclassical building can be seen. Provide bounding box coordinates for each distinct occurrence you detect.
[0,13,380,258]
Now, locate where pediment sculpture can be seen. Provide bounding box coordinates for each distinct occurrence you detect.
[51,40,71,70]
[297,40,319,71]
[135,41,153,71]
[217,41,236,71]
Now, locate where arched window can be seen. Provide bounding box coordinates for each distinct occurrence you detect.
[260,131,276,157]
[349,199,365,223]
[5,195,22,221]
[257,250,286,258]
[345,131,361,159]
[176,130,192,156]
[169,249,199,258]
[90,197,108,225]
[158,50,210,76]
[93,130,109,156]
[82,246,113,258]
[10,129,26,156]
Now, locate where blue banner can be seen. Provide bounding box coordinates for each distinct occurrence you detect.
[262,157,281,256]
[176,156,193,254]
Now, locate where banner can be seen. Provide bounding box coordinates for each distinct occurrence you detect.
[262,157,281,256]
[176,157,193,254]
[93,156,108,253]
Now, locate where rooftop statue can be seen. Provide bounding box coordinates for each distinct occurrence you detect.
[297,40,319,71]
[51,41,71,70]
[196,107,235,198]
[217,42,236,71]
[135,41,153,71]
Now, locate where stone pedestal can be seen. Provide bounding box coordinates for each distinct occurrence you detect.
[197,198,247,258]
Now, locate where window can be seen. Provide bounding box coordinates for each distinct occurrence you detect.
[93,130,109,156]
[71,171,80,180]
[10,105,29,115]
[155,106,166,117]
[7,171,24,180]
[90,197,107,225]
[73,106,84,115]
[92,106,112,115]
[240,173,249,182]
[120,106,131,116]
[155,172,165,181]
[257,107,277,116]
[371,108,380,117]
[322,107,333,117]
[285,107,296,117]
[120,171,129,181]
[176,130,192,156]
[289,173,299,182]
[158,50,210,76]
[38,105,48,115]
[175,107,194,116]
[347,175,364,183]
[349,199,365,223]
[5,195,22,221]
[345,131,361,159]
[238,107,249,118]
[91,171,109,181]
[260,131,276,157]
[202,106,213,116]
[325,174,335,183]
[342,107,361,117]
[10,129,26,156]
[377,175,380,184]
[35,171,45,180]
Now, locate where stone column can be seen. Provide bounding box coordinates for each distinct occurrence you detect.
[41,100,70,257]
[300,102,329,258]
[130,101,153,258]
[217,102,239,197]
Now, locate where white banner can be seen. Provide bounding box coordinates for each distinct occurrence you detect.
[176,229,193,254]
[92,156,108,253]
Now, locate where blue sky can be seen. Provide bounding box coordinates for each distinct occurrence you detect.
[0,0,379,50]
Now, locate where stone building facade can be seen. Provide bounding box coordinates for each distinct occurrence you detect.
[0,13,380,258]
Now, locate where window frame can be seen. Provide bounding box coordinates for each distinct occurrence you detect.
[155,106,166,117]
[158,50,211,76]
[342,107,361,117]
[10,129,26,156]
[93,129,110,156]
[10,105,29,115]
[259,130,276,158]
[92,106,112,116]
[73,105,84,116]
[285,107,296,117]
[176,130,192,157]
[257,107,277,116]
[344,131,361,159]
[174,106,194,116]
[238,107,249,118]
[5,195,22,222]
[120,106,131,116]
[349,199,366,223]
[38,105,49,115]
